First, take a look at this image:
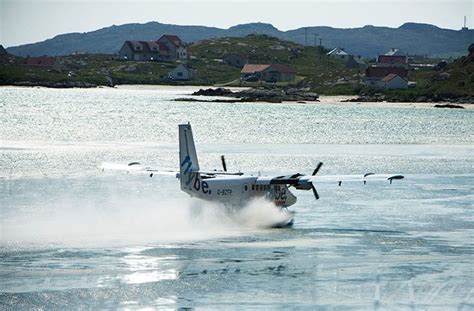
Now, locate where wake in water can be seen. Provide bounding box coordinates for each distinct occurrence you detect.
[1,194,292,247]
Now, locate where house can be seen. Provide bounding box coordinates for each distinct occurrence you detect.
[23,56,63,72]
[168,63,193,81]
[157,35,187,61]
[327,47,350,61]
[382,73,408,90]
[223,54,248,68]
[118,35,187,62]
[365,66,408,79]
[346,55,367,69]
[364,66,408,88]
[0,45,7,55]
[119,41,166,61]
[240,64,296,82]
[378,48,407,66]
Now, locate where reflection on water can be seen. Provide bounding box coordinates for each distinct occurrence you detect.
[121,254,179,285]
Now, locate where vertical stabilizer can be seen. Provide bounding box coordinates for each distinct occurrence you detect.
[179,123,200,183]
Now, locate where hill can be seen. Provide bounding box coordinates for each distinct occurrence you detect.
[5,22,472,58]
[423,44,474,96]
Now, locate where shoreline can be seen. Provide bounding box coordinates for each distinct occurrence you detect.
[1,85,471,109]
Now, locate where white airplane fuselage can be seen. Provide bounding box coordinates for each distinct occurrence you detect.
[180,173,298,207]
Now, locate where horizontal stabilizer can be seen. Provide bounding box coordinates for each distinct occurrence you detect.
[100,162,179,177]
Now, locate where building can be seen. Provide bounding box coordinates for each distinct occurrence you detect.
[23,56,63,72]
[118,35,187,62]
[346,55,367,69]
[223,54,249,68]
[378,48,407,66]
[0,45,7,55]
[327,47,350,61]
[364,66,408,89]
[119,41,167,61]
[168,63,193,81]
[157,35,187,61]
[240,64,296,82]
[365,66,408,79]
[382,73,408,90]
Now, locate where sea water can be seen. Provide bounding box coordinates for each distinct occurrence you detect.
[0,86,473,309]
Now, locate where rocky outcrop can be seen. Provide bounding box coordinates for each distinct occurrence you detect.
[434,104,465,109]
[3,81,98,88]
[343,93,473,104]
[191,87,319,103]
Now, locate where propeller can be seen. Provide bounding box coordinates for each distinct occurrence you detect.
[311,183,320,200]
[221,155,227,172]
[312,162,323,176]
[387,174,404,184]
[311,162,323,200]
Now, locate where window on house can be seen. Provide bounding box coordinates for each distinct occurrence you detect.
[244,185,248,191]
[251,185,255,191]
[177,72,183,77]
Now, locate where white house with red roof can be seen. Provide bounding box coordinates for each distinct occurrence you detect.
[382,73,408,90]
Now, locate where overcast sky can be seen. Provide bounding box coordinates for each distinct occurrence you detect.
[1,0,472,48]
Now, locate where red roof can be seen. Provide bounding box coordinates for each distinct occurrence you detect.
[24,57,55,67]
[269,64,296,74]
[241,63,296,74]
[160,35,184,47]
[125,41,170,54]
[366,66,408,78]
[382,73,406,82]
[378,55,407,64]
[241,64,271,73]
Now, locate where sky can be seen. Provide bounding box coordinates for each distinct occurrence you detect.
[1,0,472,48]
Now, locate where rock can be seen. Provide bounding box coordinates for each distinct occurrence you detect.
[191,87,319,102]
[192,88,233,96]
[434,104,465,109]
[416,96,428,102]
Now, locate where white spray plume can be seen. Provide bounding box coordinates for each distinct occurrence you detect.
[1,194,292,247]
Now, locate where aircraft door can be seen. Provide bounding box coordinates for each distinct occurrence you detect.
[241,183,250,205]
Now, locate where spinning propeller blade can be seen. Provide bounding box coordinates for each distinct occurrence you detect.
[312,162,323,176]
[311,183,320,200]
[221,155,227,172]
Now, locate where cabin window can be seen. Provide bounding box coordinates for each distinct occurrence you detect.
[244,185,248,191]
[252,185,255,191]
[177,72,183,77]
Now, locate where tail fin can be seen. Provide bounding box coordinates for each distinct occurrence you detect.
[179,123,200,182]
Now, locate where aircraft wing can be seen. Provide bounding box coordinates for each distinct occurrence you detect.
[310,173,405,184]
[255,162,404,200]
[100,162,179,177]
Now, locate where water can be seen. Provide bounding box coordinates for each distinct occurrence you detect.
[0,86,473,309]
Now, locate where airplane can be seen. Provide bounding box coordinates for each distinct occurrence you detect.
[101,123,404,228]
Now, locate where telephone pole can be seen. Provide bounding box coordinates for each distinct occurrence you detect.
[319,38,323,59]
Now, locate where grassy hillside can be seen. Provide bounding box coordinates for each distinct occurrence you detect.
[423,52,473,96]
[0,35,359,92]
[189,34,359,93]
[1,35,471,98]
